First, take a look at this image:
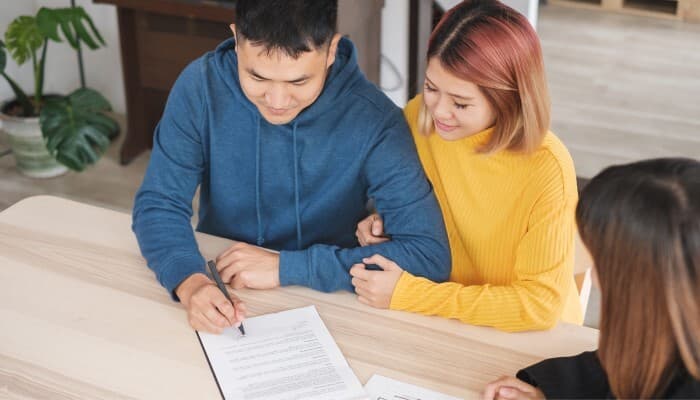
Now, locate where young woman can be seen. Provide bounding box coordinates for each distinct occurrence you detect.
[351,0,583,331]
[483,158,700,399]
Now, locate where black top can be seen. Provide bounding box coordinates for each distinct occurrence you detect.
[516,351,700,399]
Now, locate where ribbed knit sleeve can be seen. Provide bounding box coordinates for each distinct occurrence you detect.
[390,185,577,331]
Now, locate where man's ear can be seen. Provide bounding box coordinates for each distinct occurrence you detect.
[230,24,238,51]
[326,33,342,68]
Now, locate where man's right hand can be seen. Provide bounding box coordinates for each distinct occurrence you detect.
[175,273,247,334]
[356,213,390,246]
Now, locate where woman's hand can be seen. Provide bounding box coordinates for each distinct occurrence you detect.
[355,213,390,246]
[350,254,404,308]
[483,376,545,400]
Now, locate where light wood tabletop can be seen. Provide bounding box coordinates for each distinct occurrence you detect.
[0,196,599,399]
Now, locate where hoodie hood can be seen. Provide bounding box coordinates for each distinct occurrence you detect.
[208,36,366,248]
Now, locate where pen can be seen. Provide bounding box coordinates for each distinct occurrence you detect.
[207,260,246,336]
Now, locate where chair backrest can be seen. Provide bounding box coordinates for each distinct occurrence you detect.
[574,232,593,317]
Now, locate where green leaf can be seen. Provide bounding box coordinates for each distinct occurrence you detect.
[70,87,112,113]
[35,7,105,50]
[85,112,120,139]
[71,18,98,50]
[80,10,106,47]
[59,20,78,49]
[39,88,117,171]
[36,8,61,42]
[4,16,43,66]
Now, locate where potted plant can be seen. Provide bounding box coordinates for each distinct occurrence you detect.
[0,6,118,178]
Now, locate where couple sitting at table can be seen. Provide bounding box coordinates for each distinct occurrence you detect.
[133,0,579,334]
[132,0,700,398]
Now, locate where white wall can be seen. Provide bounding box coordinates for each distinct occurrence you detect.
[0,0,124,113]
[380,0,409,107]
[0,0,36,106]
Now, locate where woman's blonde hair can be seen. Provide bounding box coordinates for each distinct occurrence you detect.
[576,158,700,398]
[419,0,550,154]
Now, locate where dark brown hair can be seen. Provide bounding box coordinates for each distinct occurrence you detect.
[235,0,337,58]
[576,158,700,398]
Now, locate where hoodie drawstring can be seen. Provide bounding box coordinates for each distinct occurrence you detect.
[255,120,303,249]
[292,122,302,250]
[255,118,264,246]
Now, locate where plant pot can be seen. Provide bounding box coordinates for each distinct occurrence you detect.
[0,102,68,179]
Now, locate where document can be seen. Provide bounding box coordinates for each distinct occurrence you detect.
[364,375,463,400]
[197,305,367,400]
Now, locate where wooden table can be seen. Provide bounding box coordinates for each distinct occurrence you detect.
[0,196,598,399]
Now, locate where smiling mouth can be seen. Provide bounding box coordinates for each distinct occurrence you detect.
[266,107,289,115]
[434,119,457,131]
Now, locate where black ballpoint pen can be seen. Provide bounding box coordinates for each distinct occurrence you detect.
[207,260,246,336]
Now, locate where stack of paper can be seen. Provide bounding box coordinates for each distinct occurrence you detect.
[364,374,463,400]
[198,306,367,400]
[198,306,463,400]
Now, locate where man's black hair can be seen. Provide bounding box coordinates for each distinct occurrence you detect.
[235,0,338,58]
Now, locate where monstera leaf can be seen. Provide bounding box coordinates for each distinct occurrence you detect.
[4,16,43,66]
[36,7,105,50]
[40,88,118,171]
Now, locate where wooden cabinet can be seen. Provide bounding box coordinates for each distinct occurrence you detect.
[94,0,383,164]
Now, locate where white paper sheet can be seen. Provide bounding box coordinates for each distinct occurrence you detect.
[198,305,367,400]
[364,374,463,400]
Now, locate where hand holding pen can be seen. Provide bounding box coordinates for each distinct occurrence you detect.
[175,264,247,335]
[207,260,246,336]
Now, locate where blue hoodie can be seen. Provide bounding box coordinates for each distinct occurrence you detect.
[132,37,450,296]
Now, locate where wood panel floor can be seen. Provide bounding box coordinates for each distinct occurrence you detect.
[540,3,700,178]
[2,4,698,328]
[0,114,148,212]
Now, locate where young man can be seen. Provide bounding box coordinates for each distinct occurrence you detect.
[132,0,449,334]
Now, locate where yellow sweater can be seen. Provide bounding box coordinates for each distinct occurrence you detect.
[390,96,583,331]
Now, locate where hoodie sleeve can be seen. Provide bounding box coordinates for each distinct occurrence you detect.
[278,111,451,292]
[132,59,207,300]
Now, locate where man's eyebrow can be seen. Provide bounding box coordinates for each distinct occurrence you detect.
[247,69,311,83]
[287,75,311,83]
[247,69,268,80]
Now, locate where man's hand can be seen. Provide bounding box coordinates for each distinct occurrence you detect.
[356,213,390,246]
[216,242,281,289]
[483,376,545,400]
[350,254,404,308]
[175,273,247,334]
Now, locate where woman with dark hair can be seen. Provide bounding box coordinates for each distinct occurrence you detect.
[351,0,582,331]
[484,157,700,399]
